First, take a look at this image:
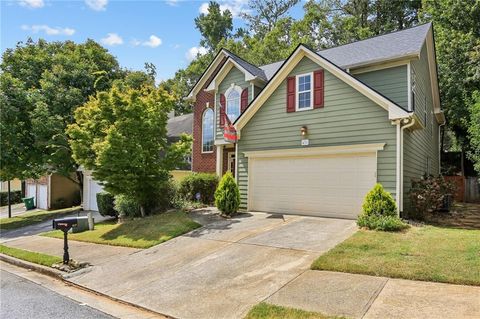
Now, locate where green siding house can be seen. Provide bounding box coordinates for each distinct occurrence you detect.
[188,23,445,218]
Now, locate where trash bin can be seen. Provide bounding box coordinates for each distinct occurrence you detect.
[72,216,93,233]
[22,197,35,210]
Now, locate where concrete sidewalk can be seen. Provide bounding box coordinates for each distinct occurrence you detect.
[267,270,480,319]
[3,235,140,265]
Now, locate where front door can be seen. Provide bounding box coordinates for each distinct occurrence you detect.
[227,152,235,177]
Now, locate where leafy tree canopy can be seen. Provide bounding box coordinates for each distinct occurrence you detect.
[67,83,192,215]
[0,38,123,182]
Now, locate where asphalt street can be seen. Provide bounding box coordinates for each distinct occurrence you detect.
[0,269,115,319]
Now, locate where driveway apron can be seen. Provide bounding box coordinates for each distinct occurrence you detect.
[67,213,356,319]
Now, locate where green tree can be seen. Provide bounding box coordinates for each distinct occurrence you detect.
[421,0,480,157]
[468,92,480,174]
[67,84,192,217]
[0,38,122,187]
[242,0,300,38]
[194,1,233,52]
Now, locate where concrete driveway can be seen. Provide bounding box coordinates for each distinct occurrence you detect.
[68,212,356,319]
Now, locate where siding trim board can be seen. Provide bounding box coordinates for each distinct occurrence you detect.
[234,45,411,132]
[243,143,385,158]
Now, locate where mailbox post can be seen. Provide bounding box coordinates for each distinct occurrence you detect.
[52,217,78,264]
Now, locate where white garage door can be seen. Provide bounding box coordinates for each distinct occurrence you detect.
[88,179,103,211]
[37,184,48,209]
[249,153,377,219]
[26,184,36,206]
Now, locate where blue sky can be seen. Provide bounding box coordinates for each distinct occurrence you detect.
[1,0,303,82]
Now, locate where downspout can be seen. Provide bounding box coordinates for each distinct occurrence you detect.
[400,118,416,213]
[395,120,402,214]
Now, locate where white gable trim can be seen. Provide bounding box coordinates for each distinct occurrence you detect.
[205,57,265,92]
[186,49,229,102]
[234,45,411,132]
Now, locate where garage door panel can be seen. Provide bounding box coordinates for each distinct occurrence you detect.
[249,153,376,219]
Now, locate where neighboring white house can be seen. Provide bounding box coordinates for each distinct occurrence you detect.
[81,170,104,211]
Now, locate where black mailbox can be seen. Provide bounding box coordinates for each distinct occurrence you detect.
[53,217,78,231]
[52,217,79,264]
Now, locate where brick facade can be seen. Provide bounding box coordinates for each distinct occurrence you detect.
[192,90,216,173]
[192,56,228,173]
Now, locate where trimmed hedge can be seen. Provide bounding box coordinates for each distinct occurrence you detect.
[96,192,117,217]
[179,173,218,204]
[0,190,22,206]
[114,194,141,218]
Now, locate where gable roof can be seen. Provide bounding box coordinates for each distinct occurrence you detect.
[257,23,432,80]
[234,44,412,131]
[224,49,268,81]
[187,49,268,101]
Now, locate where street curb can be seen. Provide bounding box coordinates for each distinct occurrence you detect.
[0,253,63,278]
[62,278,174,319]
[0,253,173,318]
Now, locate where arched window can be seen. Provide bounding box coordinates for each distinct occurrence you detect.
[202,108,214,153]
[226,86,241,122]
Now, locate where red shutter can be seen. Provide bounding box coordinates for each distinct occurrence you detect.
[241,87,249,112]
[314,70,324,108]
[286,76,295,113]
[219,94,226,126]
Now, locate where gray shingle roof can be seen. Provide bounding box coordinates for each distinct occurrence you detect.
[224,50,268,81]
[259,23,431,79]
[167,113,193,138]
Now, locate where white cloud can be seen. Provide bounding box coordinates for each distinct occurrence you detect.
[131,35,162,48]
[18,0,44,8]
[199,0,248,18]
[101,33,123,46]
[186,46,208,62]
[142,35,162,48]
[165,0,179,6]
[21,24,75,36]
[85,0,108,11]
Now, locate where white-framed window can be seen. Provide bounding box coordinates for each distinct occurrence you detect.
[202,108,214,153]
[296,73,313,111]
[225,85,242,122]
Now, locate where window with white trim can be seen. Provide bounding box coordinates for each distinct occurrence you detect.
[226,86,241,122]
[297,73,312,110]
[202,108,214,153]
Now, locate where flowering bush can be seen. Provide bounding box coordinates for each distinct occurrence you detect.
[409,175,456,219]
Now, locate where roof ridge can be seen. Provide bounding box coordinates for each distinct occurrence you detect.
[257,22,431,69]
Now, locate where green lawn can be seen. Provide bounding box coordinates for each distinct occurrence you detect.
[245,303,344,319]
[0,244,62,267]
[0,207,81,231]
[311,226,480,286]
[41,210,201,249]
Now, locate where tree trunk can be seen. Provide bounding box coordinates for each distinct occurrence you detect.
[140,205,146,218]
[75,171,84,208]
[7,180,11,218]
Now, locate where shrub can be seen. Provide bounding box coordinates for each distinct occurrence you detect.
[215,172,240,216]
[357,184,408,231]
[97,192,117,217]
[179,173,218,204]
[146,179,178,213]
[0,190,22,206]
[409,175,456,220]
[357,214,409,231]
[362,183,397,218]
[114,194,141,218]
